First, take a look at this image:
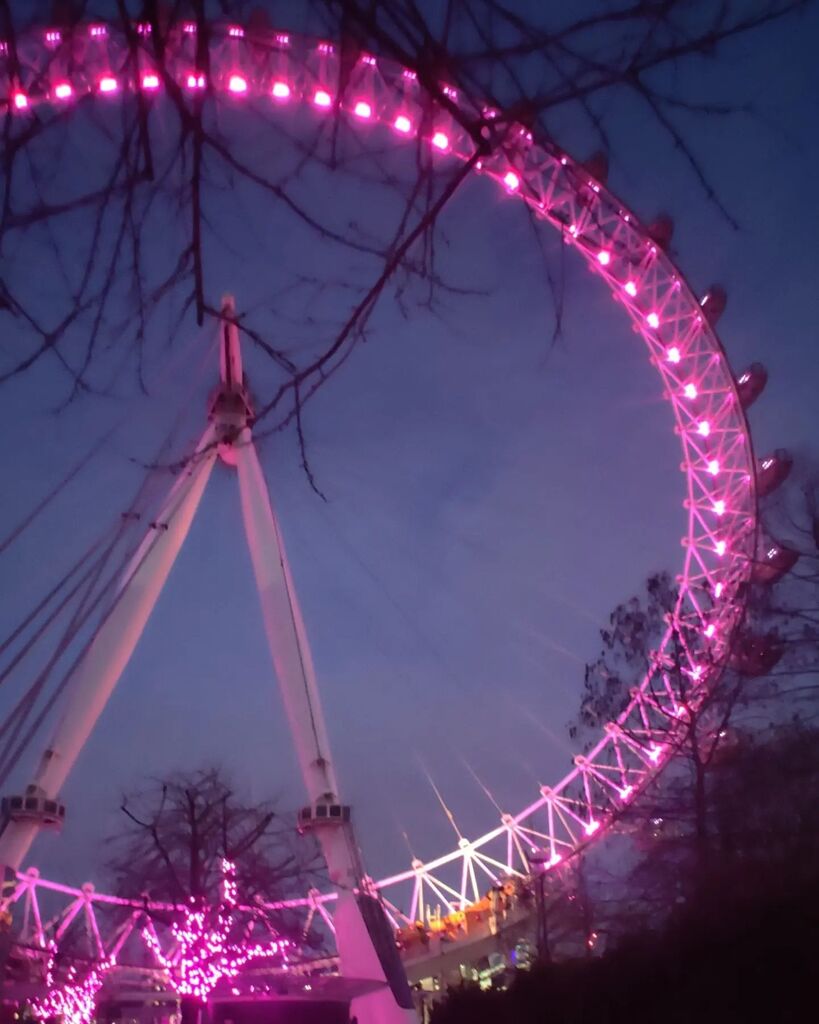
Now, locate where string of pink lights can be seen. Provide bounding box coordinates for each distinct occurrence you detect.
[141,859,291,1004]
[28,861,291,1024]
[30,958,113,1024]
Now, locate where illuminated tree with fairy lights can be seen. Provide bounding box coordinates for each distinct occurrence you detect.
[29,956,114,1024]
[141,859,290,1016]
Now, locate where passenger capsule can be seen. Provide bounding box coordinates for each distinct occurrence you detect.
[735,363,767,408]
[728,632,783,677]
[583,151,609,185]
[648,214,674,248]
[756,449,792,497]
[700,285,727,325]
[752,542,799,585]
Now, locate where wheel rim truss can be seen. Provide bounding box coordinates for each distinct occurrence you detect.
[1,17,757,950]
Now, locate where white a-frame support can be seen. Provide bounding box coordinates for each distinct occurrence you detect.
[0,298,415,1024]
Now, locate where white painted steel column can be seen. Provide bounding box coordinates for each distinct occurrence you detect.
[0,429,218,872]
[234,430,338,805]
[234,431,416,1024]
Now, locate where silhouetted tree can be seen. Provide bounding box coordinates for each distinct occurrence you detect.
[107,765,322,903]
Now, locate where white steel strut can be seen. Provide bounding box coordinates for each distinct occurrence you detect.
[0,298,415,1024]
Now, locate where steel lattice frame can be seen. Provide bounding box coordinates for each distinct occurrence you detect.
[2,20,759,958]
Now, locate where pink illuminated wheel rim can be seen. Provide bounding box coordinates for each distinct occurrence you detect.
[2,21,760,948]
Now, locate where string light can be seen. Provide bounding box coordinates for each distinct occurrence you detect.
[31,957,113,1024]
[141,860,290,1003]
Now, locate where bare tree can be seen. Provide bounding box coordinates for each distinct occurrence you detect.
[566,461,819,941]
[107,765,322,904]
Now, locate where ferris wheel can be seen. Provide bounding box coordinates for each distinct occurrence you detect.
[0,17,796,1024]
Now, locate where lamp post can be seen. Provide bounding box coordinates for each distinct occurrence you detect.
[528,850,552,964]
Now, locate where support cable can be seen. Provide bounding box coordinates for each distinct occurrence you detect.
[0,447,212,786]
[0,431,110,559]
[0,329,220,773]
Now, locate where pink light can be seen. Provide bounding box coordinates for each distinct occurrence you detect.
[141,860,291,1003]
[141,73,160,91]
[707,459,720,476]
[313,88,332,108]
[32,957,114,1024]
[619,785,634,800]
[683,383,698,399]
[12,91,29,110]
[54,82,73,101]
[646,311,660,329]
[697,420,711,437]
[647,744,663,764]
[228,74,248,94]
[393,114,412,134]
[99,76,118,94]
[624,280,638,297]
[715,581,724,598]
[271,81,291,100]
[584,820,600,836]
[548,853,562,867]
[187,73,206,90]
[597,250,611,266]
[432,131,450,151]
[568,223,579,237]
[353,99,372,119]
[691,664,704,681]
[503,170,520,192]
[666,346,681,364]
[228,25,245,38]
[705,624,716,638]
[713,499,726,516]
[90,25,107,39]
[716,540,727,556]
